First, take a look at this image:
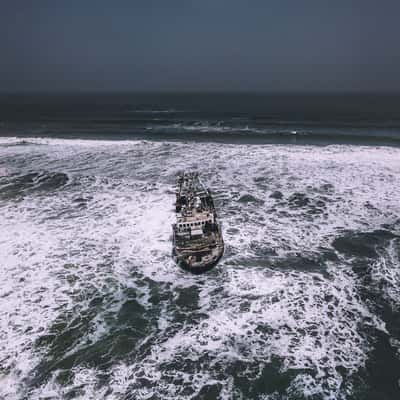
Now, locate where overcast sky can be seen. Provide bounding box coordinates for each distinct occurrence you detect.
[1,1,400,92]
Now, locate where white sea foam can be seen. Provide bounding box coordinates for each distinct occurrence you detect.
[1,139,399,399]
[369,238,400,311]
[100,266,382,399]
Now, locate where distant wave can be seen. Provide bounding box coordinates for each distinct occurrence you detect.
[1,120,400,146]
[144,122,400,143]
[126,109,192,114]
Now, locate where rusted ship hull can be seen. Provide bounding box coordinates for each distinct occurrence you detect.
[172,229,224,274]
[172,244,224,274]
[172,172,224,274]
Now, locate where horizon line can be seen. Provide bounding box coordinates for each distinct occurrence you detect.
[1,89,400,96]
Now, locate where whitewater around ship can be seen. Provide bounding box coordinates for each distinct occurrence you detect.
[172,172,224,273]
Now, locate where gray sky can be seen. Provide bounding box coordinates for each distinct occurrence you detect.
[1,1,400,92]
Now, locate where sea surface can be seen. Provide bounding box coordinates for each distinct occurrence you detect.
[0,93,400,399]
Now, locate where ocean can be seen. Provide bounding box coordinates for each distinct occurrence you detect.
[0,93,400,399]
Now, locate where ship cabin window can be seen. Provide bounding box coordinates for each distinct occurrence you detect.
[179,220,212,230]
